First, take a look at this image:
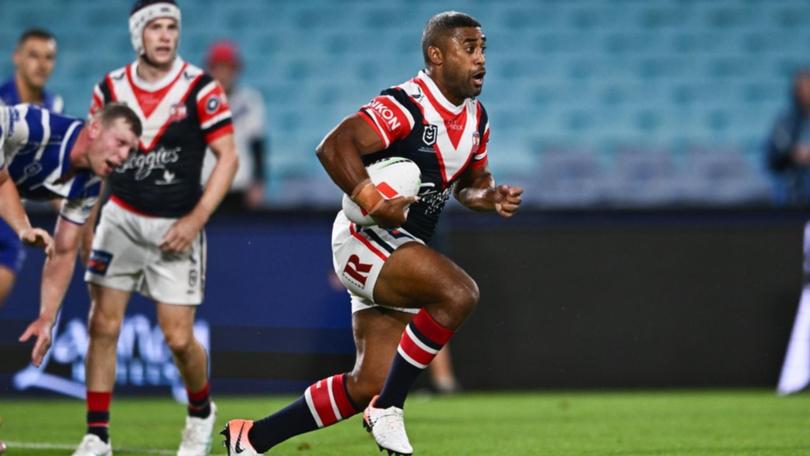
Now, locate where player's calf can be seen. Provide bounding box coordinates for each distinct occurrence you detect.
[234,373,360,453]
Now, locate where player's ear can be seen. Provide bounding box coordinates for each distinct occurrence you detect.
[87,118,102,140]
[427,45,443,66]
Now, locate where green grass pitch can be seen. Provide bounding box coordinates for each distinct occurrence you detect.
[1,390,809,455]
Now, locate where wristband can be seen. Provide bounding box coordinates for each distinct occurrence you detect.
[351,179,385,214]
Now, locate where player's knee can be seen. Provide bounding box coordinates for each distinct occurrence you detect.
[441,277,479,318]
[163,330,194,355]
[87,313,122,342]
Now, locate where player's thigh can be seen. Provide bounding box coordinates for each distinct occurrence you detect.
[85,202,149,290]
[374,242,478,311]
[348,307,411,400]
[0,266,15,306]
[155,302,197,350]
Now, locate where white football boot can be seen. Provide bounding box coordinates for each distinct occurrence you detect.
[72,434,112,456]
[363,395,414,456]
[221,419,263,455]
[177,402,217,456]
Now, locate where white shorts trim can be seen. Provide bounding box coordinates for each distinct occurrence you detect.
[84,200,206,305]
[331,211,422,314]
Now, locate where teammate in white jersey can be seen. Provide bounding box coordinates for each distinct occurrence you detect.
[71,2,238,456]
[3,103,141,361]
[223,11,522,456]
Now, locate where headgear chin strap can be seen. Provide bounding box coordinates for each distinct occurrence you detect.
[129,1,182,56]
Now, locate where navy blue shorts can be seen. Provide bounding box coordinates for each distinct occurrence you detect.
[0,220,25,273]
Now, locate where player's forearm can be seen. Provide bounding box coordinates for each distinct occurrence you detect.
[39,249,77,322]
[316,127,370,196]
[457,186,498,211]
[193,151,238,222]
[0,176,33,235]
[455,170,497,211]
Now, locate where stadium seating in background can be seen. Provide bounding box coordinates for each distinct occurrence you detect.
[0,0,804,207]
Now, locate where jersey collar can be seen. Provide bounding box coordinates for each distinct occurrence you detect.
[130,56,185,92]
[416,70,466,115]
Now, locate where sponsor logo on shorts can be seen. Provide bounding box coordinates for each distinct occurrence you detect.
[87,250,113,276]
[188,269,198,292]
[342,254,372,288]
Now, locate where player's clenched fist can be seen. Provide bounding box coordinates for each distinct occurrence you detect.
[494,184,523,218]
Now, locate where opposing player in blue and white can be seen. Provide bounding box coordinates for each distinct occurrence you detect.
[6,103,142,366]
[0,28,64,306]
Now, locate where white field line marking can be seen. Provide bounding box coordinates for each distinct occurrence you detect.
[5,440,177,455]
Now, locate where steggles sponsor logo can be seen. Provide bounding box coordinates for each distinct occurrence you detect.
[117,146,180,181]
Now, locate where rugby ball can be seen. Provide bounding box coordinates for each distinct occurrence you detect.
[342,157,421,226]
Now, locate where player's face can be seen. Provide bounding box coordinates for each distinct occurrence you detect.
[442,27,486,101]
[88,118,138,176]
[142,18,179,67]
[209,63,238,93]
[13,38,56,90]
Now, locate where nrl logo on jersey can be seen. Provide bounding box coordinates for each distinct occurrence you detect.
[422,124,438,146]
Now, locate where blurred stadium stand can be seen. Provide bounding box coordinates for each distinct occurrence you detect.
[1,0,807,207]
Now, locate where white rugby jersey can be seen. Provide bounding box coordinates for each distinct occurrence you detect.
[90,57,233,217]
[0,104,99,224]
[355,70,490,242]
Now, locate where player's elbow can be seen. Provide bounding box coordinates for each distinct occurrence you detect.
[316,129,341,167]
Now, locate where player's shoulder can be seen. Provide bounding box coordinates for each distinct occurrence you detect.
[104,64,129,81]
[374,78,424,117]
[182,61,207,81]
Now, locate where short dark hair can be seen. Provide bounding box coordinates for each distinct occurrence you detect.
[97,102,143,138]
[17,28,56,47]
[421,11,481,65]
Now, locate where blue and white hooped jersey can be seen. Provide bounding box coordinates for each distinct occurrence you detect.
[0,77,64,113]
[0,104,99,224]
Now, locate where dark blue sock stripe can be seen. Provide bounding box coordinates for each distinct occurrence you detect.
[408,322,442,351]
[249,396,319,453]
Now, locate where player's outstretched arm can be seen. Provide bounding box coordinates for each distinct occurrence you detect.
[454,165,523,217]
[316,115,415,228]
[0,170,54,255]
[161,133,238,253]
[18,216,83,366]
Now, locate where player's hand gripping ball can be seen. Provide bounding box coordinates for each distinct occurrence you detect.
[342,157,421,226]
